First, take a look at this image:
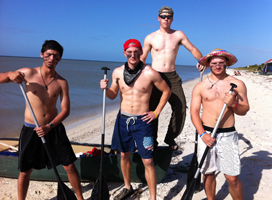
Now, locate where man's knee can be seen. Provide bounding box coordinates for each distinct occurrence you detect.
[225,175,240,186]
[120,152,131,161]
[63,163,77,174]
[142,158,154,168]
[19,168,33,178]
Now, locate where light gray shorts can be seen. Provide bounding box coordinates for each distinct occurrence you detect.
[197,126,241,176]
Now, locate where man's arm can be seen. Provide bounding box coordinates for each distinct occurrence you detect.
[140,35,152,64]
[178,31,205,71]
[149,68,171,115]
[152,75,171,116]
[100,68,119,100]
[52,80,70,126]
[142,68,171,123]
[190,84,205,134]
[190,83,215,147]
[179,31,203,60]
[0,71,25,84]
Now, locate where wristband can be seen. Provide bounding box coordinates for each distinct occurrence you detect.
[232,101,238,109]
[49,122,54,129]
[153,111,158,118]
[200,131,206,138]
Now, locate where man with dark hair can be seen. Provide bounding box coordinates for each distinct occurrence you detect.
[191,49,249,200]
[41,40,64,58]
[0,40,83,200]
[100,39,171,200]
[141,6,204,150]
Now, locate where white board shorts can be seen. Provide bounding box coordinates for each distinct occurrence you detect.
[197,126,241,176]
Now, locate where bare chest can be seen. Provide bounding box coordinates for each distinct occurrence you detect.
[119,74,153,96]
[201,83,228,103]
[25,77,60,105]
[151,33,180,53]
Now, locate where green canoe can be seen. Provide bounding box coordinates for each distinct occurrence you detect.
[0,138,173,183]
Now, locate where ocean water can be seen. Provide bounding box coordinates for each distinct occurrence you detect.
[0,56,200,138]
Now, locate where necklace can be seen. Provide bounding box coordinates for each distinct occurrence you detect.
[40,67,56,90]
[207,73,226,88]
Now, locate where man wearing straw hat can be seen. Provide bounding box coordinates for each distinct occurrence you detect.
[190,49,250,200]
[141,6,204,150]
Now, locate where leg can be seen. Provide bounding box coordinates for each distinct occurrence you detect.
[18,168,33,200]
[164,74,186,147]
[63,163,84,200]
[142,158,156,200]
[203,172,216,200]
[225,174,243,200]
[120,151,132,189]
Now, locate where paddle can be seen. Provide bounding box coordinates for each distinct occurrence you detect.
[90,67,110,200]
[0,141,18,151]
[19,83,77,200]
[186,71,204,192]
[181,83,237,200]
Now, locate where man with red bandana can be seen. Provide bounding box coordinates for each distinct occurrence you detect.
[100,39,171,200]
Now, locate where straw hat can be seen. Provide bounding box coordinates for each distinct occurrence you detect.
[198,48,237,67]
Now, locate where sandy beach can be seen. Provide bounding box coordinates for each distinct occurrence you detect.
[1,68,271,200]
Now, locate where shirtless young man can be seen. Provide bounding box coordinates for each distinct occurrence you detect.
[100,39,171,200]
[191,49,250,200]
[141,6,204,149]
[0,40,83,200]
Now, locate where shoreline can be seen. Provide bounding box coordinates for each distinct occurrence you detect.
[1,69,272,199]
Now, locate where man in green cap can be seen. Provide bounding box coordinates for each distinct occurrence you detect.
[141,6,204,150]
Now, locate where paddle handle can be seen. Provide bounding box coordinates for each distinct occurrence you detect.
[101,67,110,135]
[199,70,204,82]
[19,84,46,143]
[100,67,110,199]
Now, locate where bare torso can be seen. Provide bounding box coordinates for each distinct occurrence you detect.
[200,75,239,128]
[19,67,67,126]
[146,30,182,72]
[114,65,154,115]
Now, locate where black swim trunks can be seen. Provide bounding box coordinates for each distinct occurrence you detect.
[18,123,77,172]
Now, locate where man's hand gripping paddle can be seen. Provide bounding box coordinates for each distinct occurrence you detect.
[90,67,110,200]
[181,83,237,200]
[19,83,77,200]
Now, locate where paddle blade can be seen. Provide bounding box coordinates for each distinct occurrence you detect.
[186,154,201,192]
[57,182,77,200]
[90,176,109,200]
[181,178,196,200]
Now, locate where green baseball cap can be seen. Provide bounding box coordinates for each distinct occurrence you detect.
[158,6,174,15]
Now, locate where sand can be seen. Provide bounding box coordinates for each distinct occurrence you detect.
[1,69,271,200]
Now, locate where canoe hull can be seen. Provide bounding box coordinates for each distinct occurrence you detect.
[0,138,173,183]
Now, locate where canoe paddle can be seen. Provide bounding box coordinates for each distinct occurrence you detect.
[19,83,77,200]
[90,67,110,200]
[186,71,204,193]
[181,83,237,200]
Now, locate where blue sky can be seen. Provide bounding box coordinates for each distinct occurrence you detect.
[0,0,271,67]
